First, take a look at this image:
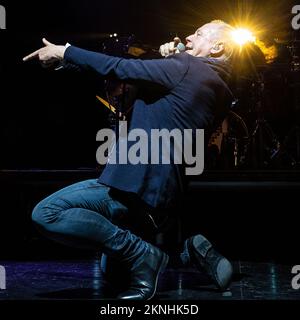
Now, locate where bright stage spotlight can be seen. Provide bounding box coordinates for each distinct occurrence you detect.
[231,28,256,46]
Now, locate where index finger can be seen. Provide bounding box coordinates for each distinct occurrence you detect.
[22,48,41,62]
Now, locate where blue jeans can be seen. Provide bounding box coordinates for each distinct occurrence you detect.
[32,179,149,266]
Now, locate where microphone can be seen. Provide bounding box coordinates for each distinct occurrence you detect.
[173,37,185,52]
[176,42,186,52]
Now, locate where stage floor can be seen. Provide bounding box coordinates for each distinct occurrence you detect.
[0,260,299,300]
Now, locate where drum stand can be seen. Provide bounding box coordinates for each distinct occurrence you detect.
[249,73,280,168]
[276,86,300,167]
[271,38,300,167]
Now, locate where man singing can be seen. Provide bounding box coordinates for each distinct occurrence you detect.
[23,20,235,300]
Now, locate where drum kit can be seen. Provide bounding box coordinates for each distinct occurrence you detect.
[98,34,300,170]
[208,37,300,170]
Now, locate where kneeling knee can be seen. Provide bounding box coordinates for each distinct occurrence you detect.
[32,200,59,227]
[32,201,46,227]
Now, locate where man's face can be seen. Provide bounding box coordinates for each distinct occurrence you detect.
[185,23,219,57]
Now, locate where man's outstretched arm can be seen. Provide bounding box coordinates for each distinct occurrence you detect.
[23,38,188,90]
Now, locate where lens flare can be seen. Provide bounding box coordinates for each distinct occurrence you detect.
[231,28,256,46]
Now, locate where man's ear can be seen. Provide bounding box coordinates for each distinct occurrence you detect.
[210,42,225,57]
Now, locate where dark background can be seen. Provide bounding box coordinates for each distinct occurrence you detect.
[0,0,299,169]
[0,0,300,263]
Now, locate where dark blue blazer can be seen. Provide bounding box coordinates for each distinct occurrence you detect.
[64,46,233,209]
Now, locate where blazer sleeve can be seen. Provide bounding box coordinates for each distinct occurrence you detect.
[63,46,189,90]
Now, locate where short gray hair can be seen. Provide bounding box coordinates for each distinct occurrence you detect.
[209,20,235,62]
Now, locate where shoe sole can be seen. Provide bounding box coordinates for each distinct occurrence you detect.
[191,235,233,290]
[147,252,169,300]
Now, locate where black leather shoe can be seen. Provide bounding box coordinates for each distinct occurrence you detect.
[181,234,233,290]
[117,244,169,300]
